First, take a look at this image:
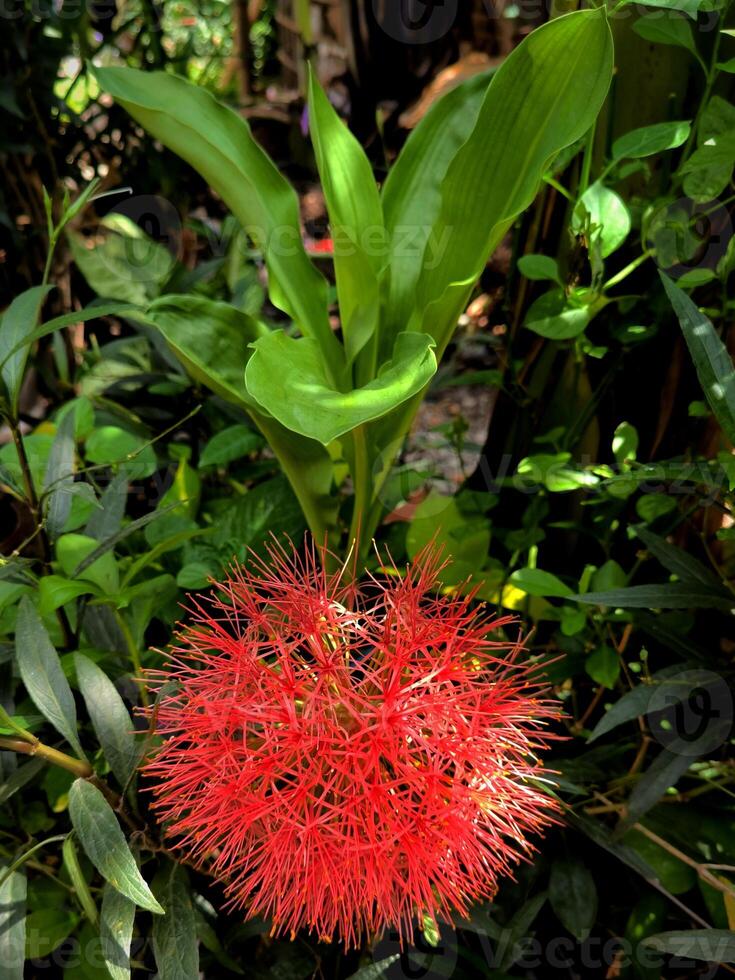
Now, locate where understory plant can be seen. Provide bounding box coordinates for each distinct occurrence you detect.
[90,8,614,560]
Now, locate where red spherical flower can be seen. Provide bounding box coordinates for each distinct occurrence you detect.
[143,542,561,947]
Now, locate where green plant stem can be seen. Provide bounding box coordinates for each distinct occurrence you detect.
[680,0,731,165]
[0,834,67,891]
[578,122,597,197]
[0,737,92,778]
[603,250,654,291]
[9,418,41,513]
[543,175,573,201]
[348,425,370,562]
[40,234,57,290]
[0,705,37,743]
[113,610,150,709]
[8,417,74,648]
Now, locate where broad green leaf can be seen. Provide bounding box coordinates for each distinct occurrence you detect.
[199,425,263,468]
[406,492,491,584]
[209,474,306,561]
[585,645,620,688]
[85,426,157,480]
[0,285,53,413]
[624,830,696,895]
[152,865,199,979]
[509,568,574,598]
[69,217,172,306]
[524,289,592,340]
[159,454,200,520]
[624,749,693,827]
[15,596,86,759]
[626,0,701,16]
[135,295,337,539]
[101,883,135,980]
[661,273,735,443]
[624,893,668,980]
[176,562,212,590]
[549,858,597,940]
[642,929,735,963]
[381,70,492,343]
[38,575,98,616]
[591,561,629,592]
[245,330,437,445]
[701,97,735,143]
[517,254,562,283]
[633,13,701,63]
[25,907,79,959]
[68,779,163,914]
[43,409,76,539]
[680,132,735,202]
[612,120,691,160]
[0,867,26,980]
[414,9,613,350]
[57,533,120,594]
[517,451,598,491]
[573,182,631,258]
[136,294,267,409]
[91,65,343,380]
[308,70,383,364]
[74,653,140,790]
[572,583,734,610]
[612,421,638,468]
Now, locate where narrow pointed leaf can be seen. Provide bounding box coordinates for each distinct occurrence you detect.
[661,272,735,444]
[642,930,735,963]
[623,749,693,828]
[572,584,734,611]
[612,120,691,160]
[68,779,163,914]
[381,70,492,339]
[415,9,614,348]
[634,524,725,590]
[0,285,53,412]
[308,71,383,364]
[0,302,136,370]
[101,883,135,980]
[245,330,437,444]
[43,409,76,539]
[0,867,26,980]
[152,865,199,980]
[549,858,597,941]
[85,469,128,541]
[63,835,99,924]
[588,685,653,742]
[74,653,140,790]
[90,65,343,379]
[15,596,86,759]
